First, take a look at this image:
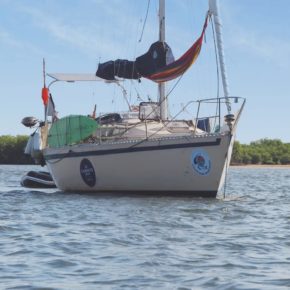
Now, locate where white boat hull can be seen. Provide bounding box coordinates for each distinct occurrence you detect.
[44,133,233,197]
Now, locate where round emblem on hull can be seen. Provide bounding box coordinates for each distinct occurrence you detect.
[191,149,211,176]
[80,159,96,187]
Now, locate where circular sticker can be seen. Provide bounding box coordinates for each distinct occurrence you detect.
[80,158,96,187]
[191,149,211,176]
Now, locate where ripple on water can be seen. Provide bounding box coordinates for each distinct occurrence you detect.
[46,259,77,268]
[1,165,290,289]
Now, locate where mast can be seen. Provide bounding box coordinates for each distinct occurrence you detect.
[158,0,168,120]
[208,0,231,113]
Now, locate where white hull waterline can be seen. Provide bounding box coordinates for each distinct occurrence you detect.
[44,132,233,197]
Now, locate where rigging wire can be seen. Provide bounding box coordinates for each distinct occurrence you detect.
[129,1,150,109]
[210,15,220,101]
[113,72,185,147]
[210,14,221,130]
[139,0,151,43]
[115,82,131,110]
[223,153,229,199]
[166,74,184,99]
[223,134,233,199]
[129,74,186,148]
[211,13,231,199]
[211,12,232,199]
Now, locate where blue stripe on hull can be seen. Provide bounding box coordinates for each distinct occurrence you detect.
[45,138,221,160]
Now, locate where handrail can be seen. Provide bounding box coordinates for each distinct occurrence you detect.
[46,96,245,147]
[93,96,245,143]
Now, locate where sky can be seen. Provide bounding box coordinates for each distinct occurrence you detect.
[0,0,290,144]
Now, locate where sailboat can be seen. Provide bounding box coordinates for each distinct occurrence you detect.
[23,0,245,197]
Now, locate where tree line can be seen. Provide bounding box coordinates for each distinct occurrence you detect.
[232,139,290,165]
[0,135,290,165]
[0,135,34,164]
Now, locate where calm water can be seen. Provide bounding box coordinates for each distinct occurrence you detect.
[0,165,290,290]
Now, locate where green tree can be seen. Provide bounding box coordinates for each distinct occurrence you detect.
[231,139,290,165]
[232,141,242,164]
[251,152,261,164]
[0,135,34,164]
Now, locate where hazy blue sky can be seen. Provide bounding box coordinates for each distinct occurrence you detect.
[1,0,290,143]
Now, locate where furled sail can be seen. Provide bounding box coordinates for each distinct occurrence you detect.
[136,41,175,77]
[96,60,139,80]
[96,42,174,81]
[96,13,208,83]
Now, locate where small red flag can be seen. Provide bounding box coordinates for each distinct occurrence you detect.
[42,87,49,106]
